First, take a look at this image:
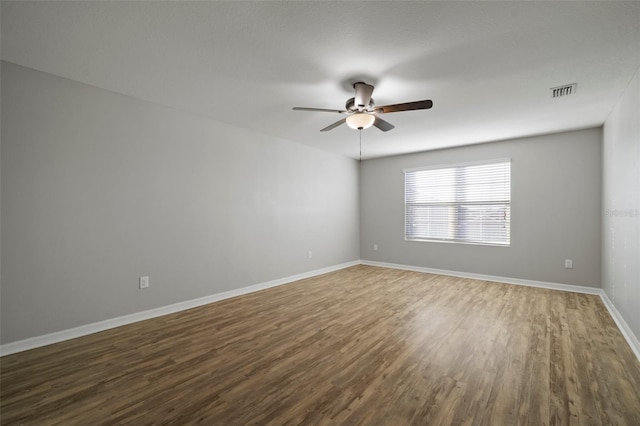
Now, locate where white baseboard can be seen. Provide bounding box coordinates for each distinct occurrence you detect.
[360,260,602,294]
[599,292,640,361]
[3,259,638,363]
[361,260,640,361]
[0,261,360,357]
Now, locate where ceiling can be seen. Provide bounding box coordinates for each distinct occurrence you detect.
[2,1,639,160]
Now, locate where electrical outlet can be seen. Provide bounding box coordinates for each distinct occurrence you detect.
[564,259,573,269]
[373,244,378,251]
[308,250,313,259]
[139,276,149,289]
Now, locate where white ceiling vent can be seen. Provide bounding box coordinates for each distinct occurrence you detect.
[551,83,577,98]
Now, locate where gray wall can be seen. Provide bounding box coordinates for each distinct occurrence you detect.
[361,128,602,287]
[603,67,640,340]
[1,62,360,344]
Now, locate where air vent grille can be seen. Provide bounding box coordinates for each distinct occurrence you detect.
[551,83,577,98]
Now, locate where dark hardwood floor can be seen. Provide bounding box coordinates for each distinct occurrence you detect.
[1,265,639,425]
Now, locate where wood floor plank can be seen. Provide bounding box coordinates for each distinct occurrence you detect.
[1,265,639,425]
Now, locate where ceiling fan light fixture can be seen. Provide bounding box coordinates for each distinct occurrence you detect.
[292,82,431,132]
[346,113,375,130]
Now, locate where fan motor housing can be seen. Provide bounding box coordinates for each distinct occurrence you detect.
[345,97,374,112]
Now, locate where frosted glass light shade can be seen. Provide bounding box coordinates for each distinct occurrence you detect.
[346,113,375,130]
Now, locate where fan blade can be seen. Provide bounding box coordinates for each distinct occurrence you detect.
[293,107,346,113]
[375,100,433,114]
[373,116,395,132]
[320,118,346,132]
[354,82,374,110]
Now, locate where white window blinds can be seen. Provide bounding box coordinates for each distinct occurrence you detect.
[404,159,511,246]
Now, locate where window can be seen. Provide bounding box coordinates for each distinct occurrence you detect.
[404,159,511,246]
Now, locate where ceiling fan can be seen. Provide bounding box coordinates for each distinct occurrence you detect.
[292,82,433,132]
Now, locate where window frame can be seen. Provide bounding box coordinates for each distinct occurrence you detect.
[403,158,511,247]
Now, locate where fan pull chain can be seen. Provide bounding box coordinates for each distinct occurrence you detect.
[359,129,362,161]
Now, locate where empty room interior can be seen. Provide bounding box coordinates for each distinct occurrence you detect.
[1,1,639,424]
